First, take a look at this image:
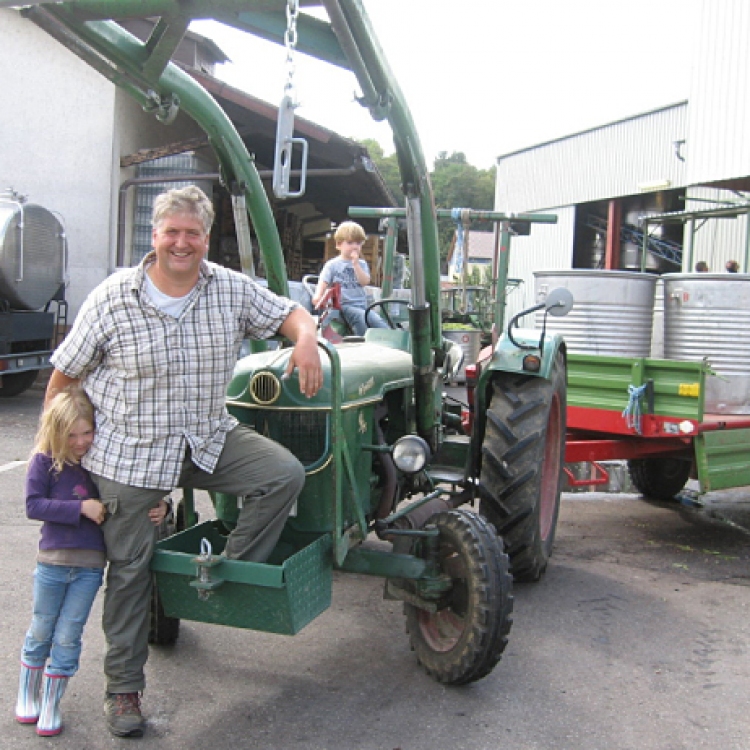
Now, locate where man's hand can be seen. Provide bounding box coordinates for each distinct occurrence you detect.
[285,333,323,398]
[279,308,323,398]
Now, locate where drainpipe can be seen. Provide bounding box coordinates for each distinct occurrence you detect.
[604,199,621,270]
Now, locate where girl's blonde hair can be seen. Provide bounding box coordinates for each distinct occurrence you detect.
[33,386,95,472]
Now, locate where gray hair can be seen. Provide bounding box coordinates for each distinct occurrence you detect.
[152,185,215,235]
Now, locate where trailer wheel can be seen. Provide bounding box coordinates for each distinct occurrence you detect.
[405,509,513,685]
[628,457,691,500]
[478,352,566,582]
[148,500,186,646]
[0,370,39,398]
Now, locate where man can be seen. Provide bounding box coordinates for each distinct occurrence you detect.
[726,259,739,273]
[45,185,322,738]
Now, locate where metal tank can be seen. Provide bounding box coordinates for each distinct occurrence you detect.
[0,189,67,310]
[534,270,657,357]
[663,273,750,414]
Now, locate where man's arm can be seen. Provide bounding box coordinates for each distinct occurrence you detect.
[44,368,81,408]
[279,307,323,398]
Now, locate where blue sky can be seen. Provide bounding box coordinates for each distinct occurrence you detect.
[191,0,699,170]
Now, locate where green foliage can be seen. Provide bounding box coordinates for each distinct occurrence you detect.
[360,139,405,205]
[361,144,497,271]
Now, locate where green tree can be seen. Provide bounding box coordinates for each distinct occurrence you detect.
[431,152,496,268]
[360,138,404,205]
[361,143,497,270]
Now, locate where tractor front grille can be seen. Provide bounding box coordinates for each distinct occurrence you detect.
[245,409,329,468]
[249,371,282,405]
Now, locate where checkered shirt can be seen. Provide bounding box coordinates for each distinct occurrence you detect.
[50,254,298,490]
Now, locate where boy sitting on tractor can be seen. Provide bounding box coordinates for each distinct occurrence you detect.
[312,221,387,336]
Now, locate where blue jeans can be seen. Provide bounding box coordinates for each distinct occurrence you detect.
[21,563,103,677]
[342,305,388,336]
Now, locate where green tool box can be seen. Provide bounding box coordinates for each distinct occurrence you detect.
[151,521,332,635]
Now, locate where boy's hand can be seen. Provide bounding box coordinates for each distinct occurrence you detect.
[149,499,170,525]
[81,498,106,525]
[350,249,360,263]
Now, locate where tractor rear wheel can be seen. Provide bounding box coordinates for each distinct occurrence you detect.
[478,353,566,582]
[405,509,513,685]
[628,457,691,500]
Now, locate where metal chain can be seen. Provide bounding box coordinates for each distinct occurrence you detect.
[284,0,300,97]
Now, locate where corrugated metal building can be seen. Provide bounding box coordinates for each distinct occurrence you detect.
[496,0,750,321]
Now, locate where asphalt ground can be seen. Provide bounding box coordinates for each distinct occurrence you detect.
[0,381,748,750]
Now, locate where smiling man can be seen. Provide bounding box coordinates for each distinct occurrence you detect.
[44,185,322,738]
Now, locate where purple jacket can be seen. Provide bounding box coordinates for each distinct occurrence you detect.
[25,453,105,553]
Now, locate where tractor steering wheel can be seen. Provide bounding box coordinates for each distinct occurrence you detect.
[365,299,404,330]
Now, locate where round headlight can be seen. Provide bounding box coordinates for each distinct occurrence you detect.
[392,435,431,474]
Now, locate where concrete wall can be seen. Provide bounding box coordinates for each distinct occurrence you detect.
[0,9,117,318]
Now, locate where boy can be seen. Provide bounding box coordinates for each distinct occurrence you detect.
[312,221,387,336]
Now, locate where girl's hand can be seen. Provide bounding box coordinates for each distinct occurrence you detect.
[149,499,169,525]
[81,499,106,525]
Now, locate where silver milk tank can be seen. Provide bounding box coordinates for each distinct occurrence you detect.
[663,273,750,414]
[534,270,657,357]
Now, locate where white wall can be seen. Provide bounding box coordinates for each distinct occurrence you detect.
[0,9,117,318]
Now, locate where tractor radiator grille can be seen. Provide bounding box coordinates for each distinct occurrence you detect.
[245,409,329,468]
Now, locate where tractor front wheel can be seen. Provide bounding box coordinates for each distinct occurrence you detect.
[628,457,691,500]
[478,353,567,582]
[405,510,513,685]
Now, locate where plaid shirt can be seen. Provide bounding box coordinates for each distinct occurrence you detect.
[51,254,298,490]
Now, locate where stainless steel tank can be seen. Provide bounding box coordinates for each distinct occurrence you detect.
[534,270,657,357]
[663,273,750,414]
[443,328,481,383]
[0,190,67,310]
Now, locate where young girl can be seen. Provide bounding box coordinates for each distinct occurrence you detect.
[15,386,167,736]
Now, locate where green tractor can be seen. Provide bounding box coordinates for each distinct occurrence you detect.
[25,0,571,685]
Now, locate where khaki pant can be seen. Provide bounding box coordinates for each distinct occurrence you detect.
[92,425,304,693]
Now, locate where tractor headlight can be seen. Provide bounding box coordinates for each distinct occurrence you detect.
[392,435,431,474]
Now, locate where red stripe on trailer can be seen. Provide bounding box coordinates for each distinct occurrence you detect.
[565,436,692,463]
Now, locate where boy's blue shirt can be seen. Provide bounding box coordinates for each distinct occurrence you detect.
[319,256,369,309]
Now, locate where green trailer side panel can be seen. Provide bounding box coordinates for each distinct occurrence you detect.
[694,429,750,492]
[567,353,706,421]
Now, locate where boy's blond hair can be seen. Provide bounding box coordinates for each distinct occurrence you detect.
[33,386,95,472]
[334,221,366,245]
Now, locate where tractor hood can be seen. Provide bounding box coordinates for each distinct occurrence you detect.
[227,340,414,409]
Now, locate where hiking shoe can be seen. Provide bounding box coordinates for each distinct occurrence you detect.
[105,692,145,737]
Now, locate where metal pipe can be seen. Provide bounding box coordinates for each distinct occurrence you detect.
[231,192,256,277]
[320,0,384,118]
[685,217,695,271]
[379,216,398,297]
[405,197,425,308]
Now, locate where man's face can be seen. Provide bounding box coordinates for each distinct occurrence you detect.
[152,212,209,282]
